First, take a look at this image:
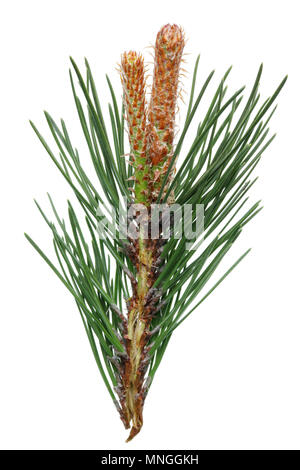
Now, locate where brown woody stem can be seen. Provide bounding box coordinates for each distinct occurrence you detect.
[124,228,153,441]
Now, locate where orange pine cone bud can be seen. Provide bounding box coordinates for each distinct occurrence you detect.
[120,51,150,203]
[148,24,185,170]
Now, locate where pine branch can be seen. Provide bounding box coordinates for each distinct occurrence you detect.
[26,23,287,441]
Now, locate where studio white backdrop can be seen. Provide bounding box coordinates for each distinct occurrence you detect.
[0,0,299,450]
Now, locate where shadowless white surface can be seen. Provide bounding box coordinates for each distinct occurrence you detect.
[0,0,299,450]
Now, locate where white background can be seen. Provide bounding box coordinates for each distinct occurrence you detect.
[0,0,299,450]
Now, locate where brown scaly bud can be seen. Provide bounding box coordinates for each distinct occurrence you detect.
[148,24,185,198]
[120,51,151,204]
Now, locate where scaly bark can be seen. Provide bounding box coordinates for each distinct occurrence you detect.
[115,229,164,441]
